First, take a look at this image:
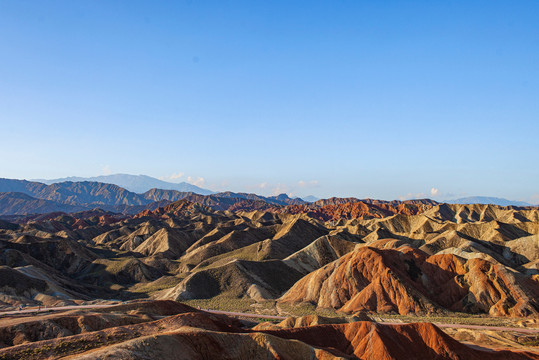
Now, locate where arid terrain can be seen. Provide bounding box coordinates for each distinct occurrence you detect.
[0,179,538,358]
[0,301,538,360]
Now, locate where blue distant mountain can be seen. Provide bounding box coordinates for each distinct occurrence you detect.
[445,196,533,207]
[33,174,213,195]
[301,195,320,203]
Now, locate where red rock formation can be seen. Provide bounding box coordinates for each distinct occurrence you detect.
[280,246,539,317]
[133,198,432,222]
[281,201,430,221]
[261,321,538,360]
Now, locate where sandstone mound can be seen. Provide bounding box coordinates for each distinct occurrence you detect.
[283,235,359,274]
[178,227,270,266]
[65,328,343,360]
[161,260,302,301]
[0,238,96,275]
[506,234,539,267]
[252,315,349,331]
[79,257,162,285]
[423,204,539,224]
[0,266,48,306]
[133,227,194,258]
[261,321,539,360]
[280,246,539,317]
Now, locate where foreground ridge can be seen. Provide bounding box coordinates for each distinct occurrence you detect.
[0,301,537,360]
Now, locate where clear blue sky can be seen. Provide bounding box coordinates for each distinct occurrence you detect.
[1,1,538,202]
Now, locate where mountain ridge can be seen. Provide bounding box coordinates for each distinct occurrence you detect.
[1,178,537,218]
[32,174,214,195]
[446,196,533,207]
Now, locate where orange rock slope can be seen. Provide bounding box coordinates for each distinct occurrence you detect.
[262,321,539,360]
[280,245,539,317]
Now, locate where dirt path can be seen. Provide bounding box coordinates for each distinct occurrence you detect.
[0,304,112,316]
[204,309,286,320]
[1,304,538,334]
[379,321,539,335]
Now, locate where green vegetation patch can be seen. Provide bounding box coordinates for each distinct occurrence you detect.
[130,276,182,294]
[277,302,342,318]
[379,312,515,327]
[183,294,258,313]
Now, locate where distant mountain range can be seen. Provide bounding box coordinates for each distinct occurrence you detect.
[0,192,88,215]
[0,178,185,215]
[445,196,533,207]
[0,178,306,216]
[33,174,213,195]
[301,195,319,203]
[0,176,536,216]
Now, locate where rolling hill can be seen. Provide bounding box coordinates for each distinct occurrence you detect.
[0,198,538,358]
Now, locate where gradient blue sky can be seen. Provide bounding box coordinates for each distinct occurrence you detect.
[1,1,538,202]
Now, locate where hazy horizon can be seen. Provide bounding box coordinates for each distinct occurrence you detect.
[6,172,533,204]
[1,1,538,203]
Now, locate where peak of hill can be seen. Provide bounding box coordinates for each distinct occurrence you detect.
[33,174,214,195]
[213,191,306,206]
[0,178,304,216]
[313,197,438,207]
[301,195,319,202]
[0,179,172,216]
[446,196,533,207]
[271,193,293,201]
[282,201,430,221]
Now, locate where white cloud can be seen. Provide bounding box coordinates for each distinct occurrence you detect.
[159,172,184,182]
[206,180,230,192]
[298,180,319,188]
[271,183,289,196]
[246,180,319,197]
[430,187,439,197]
[187,176,206,187]
[398,192,427,201]
[101,165,113,175]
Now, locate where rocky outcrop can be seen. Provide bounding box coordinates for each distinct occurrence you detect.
[161,259,302,301]
[280,246,539,317]
[283,235,359,274]
[262,321,538,360]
